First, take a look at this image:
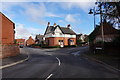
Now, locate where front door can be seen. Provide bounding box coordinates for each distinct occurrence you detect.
[68,39,74,45]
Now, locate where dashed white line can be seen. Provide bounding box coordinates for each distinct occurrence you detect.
[56,57,61,66]
[45,74,53,80]
[44,53,52,56]
[45,57,61,80]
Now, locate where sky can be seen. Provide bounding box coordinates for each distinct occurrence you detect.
[0,0,100,40]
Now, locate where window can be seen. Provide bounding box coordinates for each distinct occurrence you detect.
[70,40,74,42]
[58,40,60,42]
[58,40,64,45]
[59,40,63,42]
[48,40,49,45]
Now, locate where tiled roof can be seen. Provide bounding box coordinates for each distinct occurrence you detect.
[44,26,54,34]
[36,35,44,39]
[60,27,76,35]
[89,22,119,41]
[47,26,54,32]
[97,22,119,35]
[44,25,76,35]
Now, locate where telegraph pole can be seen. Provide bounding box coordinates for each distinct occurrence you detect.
[100,4,104,52]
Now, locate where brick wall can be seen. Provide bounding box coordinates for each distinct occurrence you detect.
[16,39,25,46]
[0,13,19,59]
[0,13,15,44]
[0,44,20,59]
[0,13,2,44]
[45,37,76,46]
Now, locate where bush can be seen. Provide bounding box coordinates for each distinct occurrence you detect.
[33,44,41,46]
[104,35,120,48]
[28,44,41,47]
[64,45,77,48]
[96,40,104,44]
[112,36,120,46]
[41,45,77,48]
[41,45,60,48]
[49,46,60,48]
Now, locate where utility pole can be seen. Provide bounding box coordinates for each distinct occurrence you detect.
[89,3,105,53]
[100,4,104,43]
[100,4,104,52]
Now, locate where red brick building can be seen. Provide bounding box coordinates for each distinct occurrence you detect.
[26,36,35,46]
[16,39,25,46]
[0,12,19,58]
[44,22,76,47]
[0,12,15,44]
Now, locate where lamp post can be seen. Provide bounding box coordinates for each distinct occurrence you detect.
[88,7,96,29]
[89,5,104,52]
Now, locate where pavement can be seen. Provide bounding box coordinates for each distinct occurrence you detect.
[0,53,29,69]
[81,54,120,72]
[70,49,120,72]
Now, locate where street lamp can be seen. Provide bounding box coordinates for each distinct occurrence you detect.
[89,5,104,52]
[88,7,96,29]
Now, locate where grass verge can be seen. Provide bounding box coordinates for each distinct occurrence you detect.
[83,51,120,70]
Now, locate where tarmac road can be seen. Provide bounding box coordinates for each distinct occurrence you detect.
[2,46,119,79]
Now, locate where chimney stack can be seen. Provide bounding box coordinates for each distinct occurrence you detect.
[29,36,32,39]
[53,23,56,27]
[47,22,50,26]
[67,24,71,29]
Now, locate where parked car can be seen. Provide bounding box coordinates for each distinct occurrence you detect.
[19,45,23,48]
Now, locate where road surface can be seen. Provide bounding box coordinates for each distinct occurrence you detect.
[2,46,119,79]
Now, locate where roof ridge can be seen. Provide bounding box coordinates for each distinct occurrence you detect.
[60,27,68,28]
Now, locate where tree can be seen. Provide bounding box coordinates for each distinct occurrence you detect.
[95,2,120,28]
[84,35,89,43]
[76,39,82,46]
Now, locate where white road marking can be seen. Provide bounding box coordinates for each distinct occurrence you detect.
[45,74,53,80]
[44,53,52,56]
[45,57,60,80]
[71,51,81,56]
[47,54,52,56]
[56,57,61,66]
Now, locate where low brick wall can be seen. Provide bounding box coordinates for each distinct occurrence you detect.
[0,44,20,59]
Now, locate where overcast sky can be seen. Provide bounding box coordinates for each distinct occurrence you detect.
[1,0,100,40]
